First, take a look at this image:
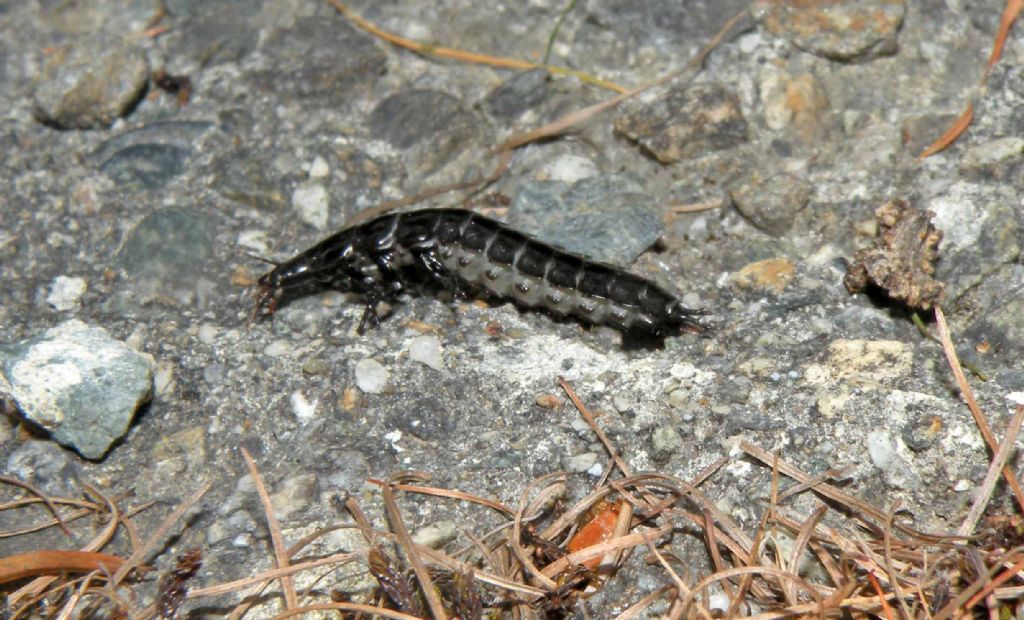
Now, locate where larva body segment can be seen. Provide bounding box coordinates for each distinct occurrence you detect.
[254,208,705,337]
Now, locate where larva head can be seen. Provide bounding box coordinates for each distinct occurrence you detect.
[251,258,316,320]
[249,230,361,323]
[666,300,708,334]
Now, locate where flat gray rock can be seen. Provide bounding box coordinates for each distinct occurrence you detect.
[1,320,154,460]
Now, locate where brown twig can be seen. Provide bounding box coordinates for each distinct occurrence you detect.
[325,0,628,93]
[240,448,297,611]
[0,475,73,537]
[934,306,1024,514]
[381,475,449,620]
[959,405,1024,536]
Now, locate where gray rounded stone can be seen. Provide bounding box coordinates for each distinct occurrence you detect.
[33,36,149,129]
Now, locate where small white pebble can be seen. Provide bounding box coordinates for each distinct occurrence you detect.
[263,339,291,357]
[586,462,605,478]
[866,430,897,471]
[153,363,176,398]
[292,182,329,230]
[46,276,87,311]
[355,358,389,394]
[537,154,598,183]
[237,230,269,254]
[412,520,458,548]
[198,323,218,345]
[290,391,316,422]
[954,479,971,492]
[308,156,329,179]
[708,593,731,612]
[408,335,443,370]
[384,429,403,452]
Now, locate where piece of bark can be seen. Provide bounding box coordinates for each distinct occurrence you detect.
[845,199,945,311]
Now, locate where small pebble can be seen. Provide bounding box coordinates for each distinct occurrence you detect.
[535,393,561,409]
[650,425,683,461]
[708,593,731,613]
[537,154,599,183]
[46,276,87,311]
[290,391,316,422]
[237,230,269,254]
[302,358,331,376]
[203,363,225,385]
[355,358,389,394]
[408,335,443,370]
[263,339,291,357]
[412,520,458,548]
[198,323,218,345]
[292,182,329,230]
[866,429,897,471]
[563,452,599,473]
[308,156,330,178]
[269,473,318,520]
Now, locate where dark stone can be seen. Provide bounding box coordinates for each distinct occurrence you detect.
[730,171,811,236]
[484,69,551,118]
[117,207,216,291]
[5,440,82,498]
[250,17,386,105]
[91,121,215,190]
[368,89,483,178]
[100,144,190,190]
[574,0,752,67]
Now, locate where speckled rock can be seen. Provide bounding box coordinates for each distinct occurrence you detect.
[925,181,1021,300]
[730,171,810,235]
[32,35,149,129]
[508,174,663,264]
[753,0,905,62]
[0,320,154,460]
[615,83,748,163]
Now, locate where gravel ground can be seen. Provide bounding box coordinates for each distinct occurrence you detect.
[2,0,1024,616]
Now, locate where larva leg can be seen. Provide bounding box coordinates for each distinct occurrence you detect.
[415,249,467,299]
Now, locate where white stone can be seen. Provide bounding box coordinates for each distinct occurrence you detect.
[537,154,599,183]
[46,276,87,311]
[290,391,316,422]
[355,358,389,394]
[408,335,443,370]
[308,156,329,178]
[292,182,329,230]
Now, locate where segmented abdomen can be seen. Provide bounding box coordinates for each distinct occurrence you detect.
[256,208,703,336]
